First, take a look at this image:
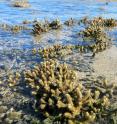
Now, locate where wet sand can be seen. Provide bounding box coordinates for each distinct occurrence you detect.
[92,45,117,83]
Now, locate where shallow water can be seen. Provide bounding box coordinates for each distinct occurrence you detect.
[0,0,117,48]
[1,0,117,24]
[0,0,117,72]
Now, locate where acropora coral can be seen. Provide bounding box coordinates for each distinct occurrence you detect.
[24,60,112,123]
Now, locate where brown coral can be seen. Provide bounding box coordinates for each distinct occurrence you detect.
[7,72,21,87]
[78,19,112,56]
[32,22,49,35]
[37,45,73,59]
[64,18,76,26]
[90,17,117,28]
[32,19,62,35]
[12,0,30,8]
[49,19,62,29]
[24,60,111,123]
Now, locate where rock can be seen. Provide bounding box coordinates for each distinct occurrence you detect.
[7,111,22,120]
[31,118,40,124]
[0,113,6,119]
[9,108,14,112]
[0,101,2,105]
[16,120,27,124]
[5,118,13,124]
[0,64,6,70]
[0,80,2,84]
[23,115,31,121]
[43,118,53,124]
[0,106,8,113]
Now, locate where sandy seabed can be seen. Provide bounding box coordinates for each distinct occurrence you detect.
[92,45,117,83]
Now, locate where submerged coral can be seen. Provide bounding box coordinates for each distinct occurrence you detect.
[64,18,76,26]
[32,22,49,35]
[78,18,112,56]
[32,19,62,35]
[11,25,30,33]
[90,17,117,28]
[32,41,111,59]
[49,19,62,29]
[7,72,21,87]
[0,23,30,33]
[33,44,73,59]
[24,60,112,123]
[79,25,103,39]
[79,17,117,28]
[78,17,89,25]
[12,0,30,8]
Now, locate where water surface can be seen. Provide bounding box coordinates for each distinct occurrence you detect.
[0,0,117,72]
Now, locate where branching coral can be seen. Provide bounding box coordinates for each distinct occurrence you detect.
[78,17,116,54]
[32,44,93,60]
[103,18,117,27]
[78,19,112,55]
[24,60,111,123]
[32,19,62,35]
[49,19,62,29]
[32,44,73,59]
[32,41,111,59]
[89,39,111,56]
[12,0,30,8]
[7,72,21,87]
[32,22,49,35]
[90,17,117,28]
[79,17,117,28]
[78,17,89,25]
[64,18,76,26]
[0,24,30,33]
[33,23,48,35]
[79,25,103,39]
[11,25,30,33]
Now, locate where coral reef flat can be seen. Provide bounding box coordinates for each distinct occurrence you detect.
[0,0,117,124]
